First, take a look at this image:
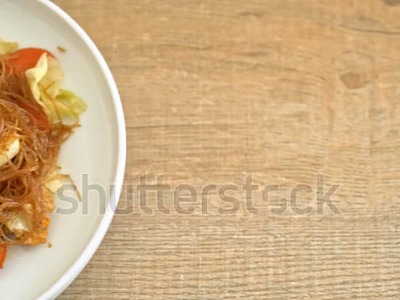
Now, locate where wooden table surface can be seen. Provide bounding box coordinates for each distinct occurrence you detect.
[54,0,400,299]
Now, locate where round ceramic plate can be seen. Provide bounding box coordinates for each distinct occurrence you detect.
[0,0,126,299]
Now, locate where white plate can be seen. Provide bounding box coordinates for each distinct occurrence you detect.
[0,0,126,299]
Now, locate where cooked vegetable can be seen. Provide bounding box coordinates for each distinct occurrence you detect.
[0,139,20,168]
[0,245,7,268]
[54,89,87,121]
[45,173,64,193]
[24,52,85,123]
[0,38,18,55]
[6,48,54,74]
[5,204,34,238]
[25,52,49,105]
[16,100,50,131]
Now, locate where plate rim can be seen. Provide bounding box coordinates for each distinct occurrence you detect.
[30,0,127,299]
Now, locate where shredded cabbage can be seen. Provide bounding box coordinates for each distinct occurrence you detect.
[0,38,18,55]
[0,139,20,168]
[25,53,49,105]
[25,53,86,123]
[41,55,64,98]
[5,204,33,237]
[57,89,87,115]
[24,52,87,193]
[45,172,64,193]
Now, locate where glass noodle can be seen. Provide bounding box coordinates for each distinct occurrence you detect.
[0,55,78,245]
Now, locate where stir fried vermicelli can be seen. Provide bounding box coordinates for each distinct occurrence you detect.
[0,39,86,268]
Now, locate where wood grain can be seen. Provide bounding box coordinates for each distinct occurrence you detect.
[53,0,400,299]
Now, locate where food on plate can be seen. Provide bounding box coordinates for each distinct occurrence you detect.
[0,38,87,268]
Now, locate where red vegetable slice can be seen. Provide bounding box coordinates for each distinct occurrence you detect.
[17,101,50,131]
[0,245,7,269]
[4,48,53,130]
[6,48,55,74]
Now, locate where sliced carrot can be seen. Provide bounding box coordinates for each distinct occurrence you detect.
[0,245,7,269]
[17,101,50,131]
[6,48,55,74]
[4,48,53,130]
